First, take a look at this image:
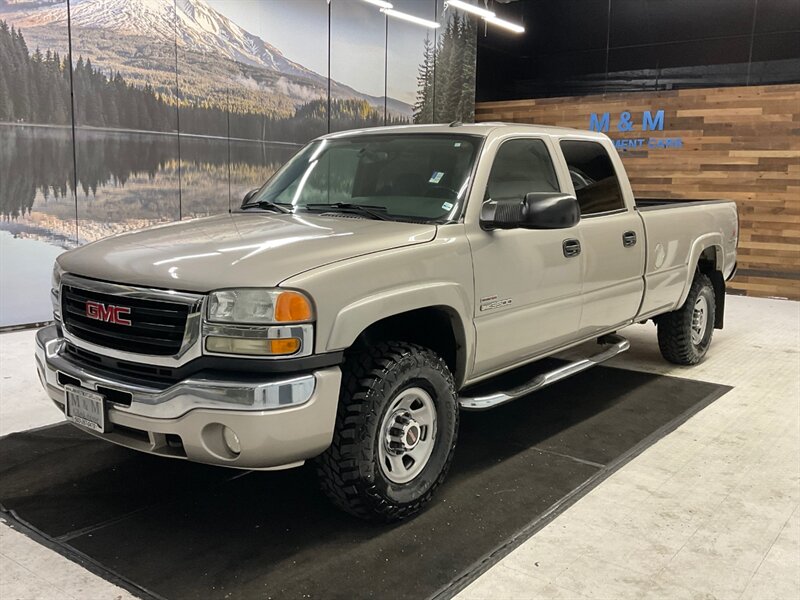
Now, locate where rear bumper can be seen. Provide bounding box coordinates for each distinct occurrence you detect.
[35,325,342,470]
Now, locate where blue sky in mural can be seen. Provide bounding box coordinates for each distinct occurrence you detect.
[206,0,329,75]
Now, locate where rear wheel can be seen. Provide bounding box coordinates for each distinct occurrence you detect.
[657,273,716,365]
[316,341,458,521]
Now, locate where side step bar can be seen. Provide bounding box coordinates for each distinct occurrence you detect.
[458,334,630,411]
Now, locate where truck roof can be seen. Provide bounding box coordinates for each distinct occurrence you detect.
[321,122,607,141]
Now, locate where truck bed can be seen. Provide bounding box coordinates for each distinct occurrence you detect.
[636,198,734,211]
[635,198,738,319]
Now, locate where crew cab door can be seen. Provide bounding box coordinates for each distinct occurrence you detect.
[558,139,645,337]
[467,137,583,378]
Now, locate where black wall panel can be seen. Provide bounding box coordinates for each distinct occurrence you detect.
[477,0,800,101]
[755,0,800,33]
[609,0,756,47]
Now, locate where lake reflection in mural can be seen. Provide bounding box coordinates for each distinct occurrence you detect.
[0,124,296,326]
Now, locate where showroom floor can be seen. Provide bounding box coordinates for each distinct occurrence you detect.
[0,294,798,600]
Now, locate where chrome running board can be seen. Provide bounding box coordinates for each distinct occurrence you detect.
[458,334,630,411]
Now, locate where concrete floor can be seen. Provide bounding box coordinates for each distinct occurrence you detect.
[0,294,798,600]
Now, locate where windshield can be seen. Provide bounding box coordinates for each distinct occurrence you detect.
[243,134,482,223]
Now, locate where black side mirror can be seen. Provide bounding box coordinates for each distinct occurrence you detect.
[481,192,580,230]
[242,188,259,205]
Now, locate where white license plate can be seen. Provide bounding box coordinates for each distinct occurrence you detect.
[65,385,106,433]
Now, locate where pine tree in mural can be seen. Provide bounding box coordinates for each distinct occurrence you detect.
[456,15,477,121]
[413,12,477,123]
[413,35,435,124]
[0,21,72,124]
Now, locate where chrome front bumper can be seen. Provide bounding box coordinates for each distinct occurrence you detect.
[35,325,342,470]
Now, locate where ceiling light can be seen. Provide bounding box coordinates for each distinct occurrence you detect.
[485,15,525,33]
[381,8,440,28]
[362,0,393,9]
[445,0,495,19]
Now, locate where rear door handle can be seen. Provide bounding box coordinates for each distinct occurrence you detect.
[622,231,637,247]
[563,238,581,258]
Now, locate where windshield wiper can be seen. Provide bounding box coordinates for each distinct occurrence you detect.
[241,200,292,214]
[304,203,392,221]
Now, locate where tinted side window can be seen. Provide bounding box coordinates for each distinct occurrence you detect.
[559,140,625,215]
[486,139,559,202]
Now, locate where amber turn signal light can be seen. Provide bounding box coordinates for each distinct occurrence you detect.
[275,291,313,322]
[269,338,301,355]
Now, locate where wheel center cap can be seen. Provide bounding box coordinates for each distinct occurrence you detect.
[404,424,420,449]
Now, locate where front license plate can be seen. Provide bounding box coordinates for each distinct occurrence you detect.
[65,385,107,433]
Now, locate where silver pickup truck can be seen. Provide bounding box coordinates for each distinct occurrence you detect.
[35,123,737,520]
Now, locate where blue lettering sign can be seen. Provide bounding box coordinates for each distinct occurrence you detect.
[588,108,681,151]
[642,110,665,131]
[589,112,610,132]
[617,111,634,132]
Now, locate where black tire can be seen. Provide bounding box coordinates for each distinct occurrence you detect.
[657,272,716,365]
[315,341,458,521]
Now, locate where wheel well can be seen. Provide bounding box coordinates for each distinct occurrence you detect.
[697,246,726,329]
[352,307,466,385]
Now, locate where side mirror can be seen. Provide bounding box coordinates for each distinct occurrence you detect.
[480,192,580,230]
[242,188,259,205]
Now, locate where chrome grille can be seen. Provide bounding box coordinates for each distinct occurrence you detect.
[61,282,194,356]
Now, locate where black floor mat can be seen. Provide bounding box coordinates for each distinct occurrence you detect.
[0,365,729,600]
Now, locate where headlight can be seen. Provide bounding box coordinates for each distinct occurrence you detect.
[203,288,314,358]
[207,289,313,324]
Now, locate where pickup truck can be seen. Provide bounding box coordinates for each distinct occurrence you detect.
[35,123,738,520]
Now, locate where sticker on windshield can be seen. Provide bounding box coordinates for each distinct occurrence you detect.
[442,201,454,211]
[429,171,445,184]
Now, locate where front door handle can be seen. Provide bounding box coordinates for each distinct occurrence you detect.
[622,231,637,247]
[563,238,581,258]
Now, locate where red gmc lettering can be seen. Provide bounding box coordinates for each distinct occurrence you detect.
[85,301,132,326]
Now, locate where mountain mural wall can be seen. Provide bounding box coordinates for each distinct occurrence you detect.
[0,0,477,327]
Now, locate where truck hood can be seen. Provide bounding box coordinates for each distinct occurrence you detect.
[58,213,437,292]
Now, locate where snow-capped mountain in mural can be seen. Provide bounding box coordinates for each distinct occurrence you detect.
[1,0,412,116]
[175,0,325,82]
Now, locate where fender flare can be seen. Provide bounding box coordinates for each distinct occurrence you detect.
[676,234,724,309]
[326,282,474,382]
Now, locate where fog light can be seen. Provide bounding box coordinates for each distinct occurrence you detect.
[222,426,241,455]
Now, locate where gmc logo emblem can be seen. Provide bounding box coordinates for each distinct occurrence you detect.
[85,301,132,326]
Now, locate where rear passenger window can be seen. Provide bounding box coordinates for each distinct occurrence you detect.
[559,140,625,216]
[485,139,559,202]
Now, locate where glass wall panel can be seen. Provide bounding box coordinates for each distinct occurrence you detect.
[180,1,328,212]
[386,0,436,125]
[69,0,181,244]
[330,0,386,132]
[0,1,75,326]
[434,2,478,123]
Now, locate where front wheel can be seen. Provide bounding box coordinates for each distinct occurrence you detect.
[316,341,458,521]
[657,272,716,365]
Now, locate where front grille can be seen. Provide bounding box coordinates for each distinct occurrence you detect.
[61,284,190,356]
